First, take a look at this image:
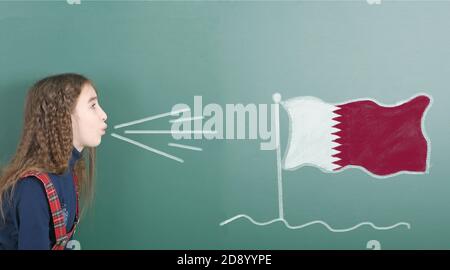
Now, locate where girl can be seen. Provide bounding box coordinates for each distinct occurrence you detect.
[0,73,108,250]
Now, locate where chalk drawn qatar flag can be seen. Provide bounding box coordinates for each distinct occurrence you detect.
[281,94,431,177]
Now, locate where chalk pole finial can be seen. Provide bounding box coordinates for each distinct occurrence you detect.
[273,93,281,104]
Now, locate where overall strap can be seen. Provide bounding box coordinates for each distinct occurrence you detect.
[66,172,80,239]
[20,171,74,250]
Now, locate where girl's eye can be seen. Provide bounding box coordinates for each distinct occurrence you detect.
[91,103,96,109]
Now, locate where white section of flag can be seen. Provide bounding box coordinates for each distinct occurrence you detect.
[281,96,341,172]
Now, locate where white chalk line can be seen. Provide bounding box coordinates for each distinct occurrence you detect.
[124,130,217,134]
[111,133,184,163]
[220,214,411,232]
[169,116,204,123]
[114,108,190,129]
[168,143,203,151]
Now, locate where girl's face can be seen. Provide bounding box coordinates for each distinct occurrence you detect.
[71,83,108,152]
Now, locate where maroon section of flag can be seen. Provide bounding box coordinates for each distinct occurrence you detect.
[332,95,431,176]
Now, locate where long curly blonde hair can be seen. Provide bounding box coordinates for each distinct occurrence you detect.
[0,73,97,220]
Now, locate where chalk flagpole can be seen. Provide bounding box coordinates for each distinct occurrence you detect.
[273,93,284,220]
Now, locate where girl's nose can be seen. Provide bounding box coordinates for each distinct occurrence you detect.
[101,108,107,121]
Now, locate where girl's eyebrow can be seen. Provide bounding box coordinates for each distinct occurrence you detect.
[88,96,98,103]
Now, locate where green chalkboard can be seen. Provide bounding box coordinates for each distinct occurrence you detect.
[1,0,450,250]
